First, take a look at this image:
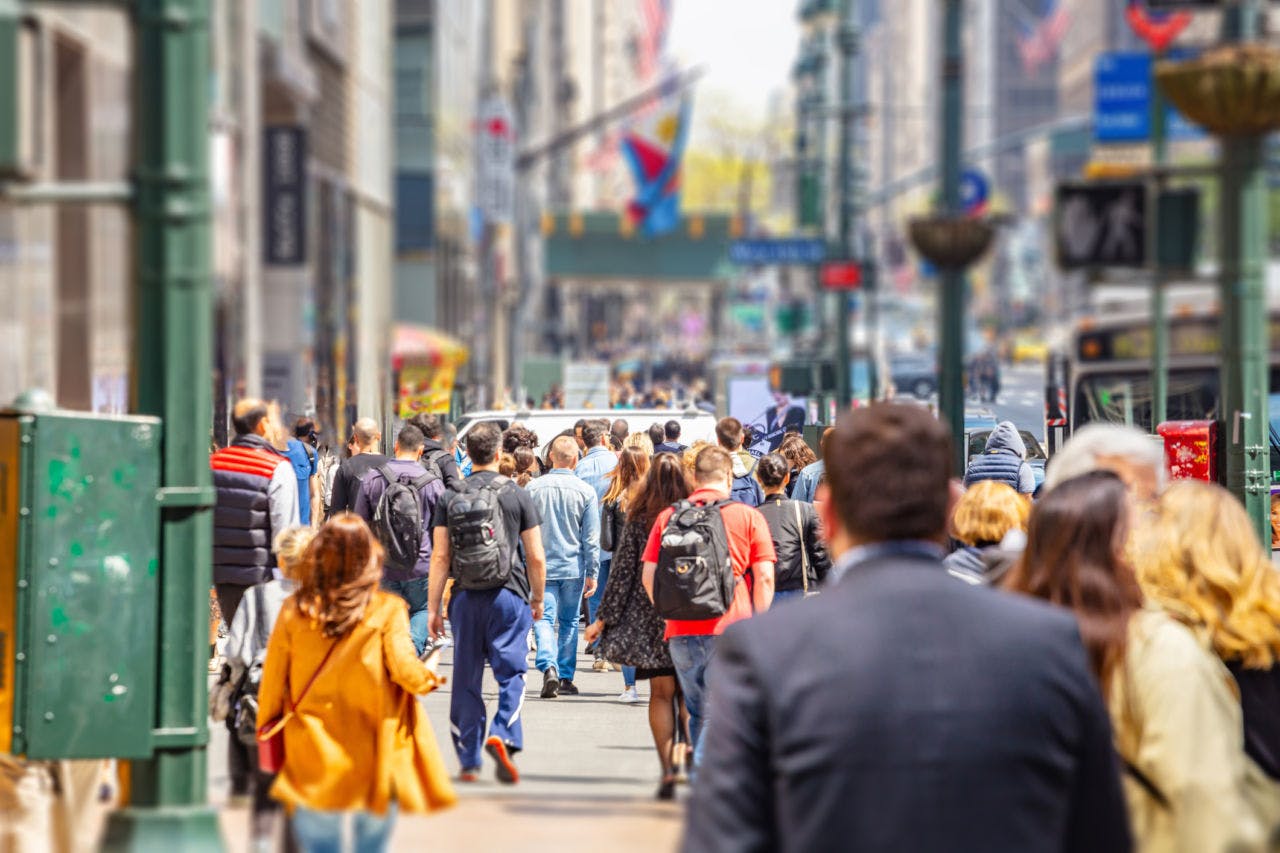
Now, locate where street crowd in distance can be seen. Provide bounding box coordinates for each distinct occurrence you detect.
[198,398,1280,852]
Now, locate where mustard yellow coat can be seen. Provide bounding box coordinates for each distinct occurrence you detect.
[257,590,458,815]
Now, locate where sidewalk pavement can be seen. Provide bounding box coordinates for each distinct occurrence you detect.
[211,639,685,852]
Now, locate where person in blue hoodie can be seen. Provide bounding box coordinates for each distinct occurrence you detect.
[963,421,1035,495]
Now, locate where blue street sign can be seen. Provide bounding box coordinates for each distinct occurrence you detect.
[729,238,827,266]
[960,169,990,216]
[1094,51,1205,144]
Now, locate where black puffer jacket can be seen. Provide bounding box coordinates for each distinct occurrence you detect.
[755,494,832,592]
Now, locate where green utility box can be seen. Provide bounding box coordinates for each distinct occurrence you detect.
[0,411,162,759]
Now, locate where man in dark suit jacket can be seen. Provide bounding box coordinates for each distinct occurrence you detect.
[683,403,1131,853]
[760,392,806,451]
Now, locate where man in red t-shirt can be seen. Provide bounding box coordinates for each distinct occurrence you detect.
[642,445,776,768]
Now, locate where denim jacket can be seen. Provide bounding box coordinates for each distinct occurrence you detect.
[526,468,601,582]
[575,446,618,501]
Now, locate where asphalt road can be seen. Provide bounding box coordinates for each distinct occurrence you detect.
[985,362,1047,443]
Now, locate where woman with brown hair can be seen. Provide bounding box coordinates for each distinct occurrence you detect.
[1005,472,1263,852]
[258,514,456,851]
[584,452,691,800]
[777,433,817,499]
[595,447,651,693]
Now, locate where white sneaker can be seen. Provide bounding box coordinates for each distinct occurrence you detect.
[618,685,641,704]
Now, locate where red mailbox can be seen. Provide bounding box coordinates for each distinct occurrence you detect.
[1157,420,1217,483]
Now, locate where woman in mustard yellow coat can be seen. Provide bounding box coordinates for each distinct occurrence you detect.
[258,514,457,851]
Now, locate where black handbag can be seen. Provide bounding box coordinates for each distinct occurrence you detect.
[601,500,618,553]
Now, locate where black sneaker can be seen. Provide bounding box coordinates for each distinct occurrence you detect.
[484,736,520,785]
[541,666,560,698]
[558,679,580,696]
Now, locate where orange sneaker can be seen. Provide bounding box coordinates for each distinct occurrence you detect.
[484,736,520,784]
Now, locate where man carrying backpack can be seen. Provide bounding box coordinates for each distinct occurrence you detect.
[427,422,546,785]
[642,446,775,770]
[716,417,764,507]
[354,423,445,656]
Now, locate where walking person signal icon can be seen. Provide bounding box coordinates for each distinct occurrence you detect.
[1054,182,1147,269]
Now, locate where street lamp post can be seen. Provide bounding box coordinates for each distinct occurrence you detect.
[834,0,859,409]
[1218,1,1270,542]
[937,0,967,474]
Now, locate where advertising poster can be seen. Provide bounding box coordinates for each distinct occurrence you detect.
[728,376,808,457]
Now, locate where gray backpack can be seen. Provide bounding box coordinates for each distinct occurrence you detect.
[373,466,434,574]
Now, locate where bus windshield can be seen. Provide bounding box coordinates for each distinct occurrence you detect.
[1074,369,1218,432]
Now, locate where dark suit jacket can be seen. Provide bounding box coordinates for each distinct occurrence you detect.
[761,405,806,450]
[683,554,1132,853]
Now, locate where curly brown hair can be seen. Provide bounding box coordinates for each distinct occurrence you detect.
[294,513,383,639]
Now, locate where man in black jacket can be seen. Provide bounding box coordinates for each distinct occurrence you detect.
[684,403,1131,853]
[328,417,387,515]
[409,412,463,491]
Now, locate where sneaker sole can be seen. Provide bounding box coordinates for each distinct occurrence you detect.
[485,737,519,784]
[459,768,481,783]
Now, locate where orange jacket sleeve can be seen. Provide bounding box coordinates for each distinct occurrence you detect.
[382,601,443,696]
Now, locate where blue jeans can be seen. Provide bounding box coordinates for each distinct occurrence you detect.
[772,589,805,604]
[534,577,585,681]
[291,807,395,853]
[381,576,430,655]
[448,588,532,770]
[668,634,717,768]
[587,557,610,624]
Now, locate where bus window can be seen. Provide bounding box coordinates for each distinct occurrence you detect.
[1074,370,1218,433]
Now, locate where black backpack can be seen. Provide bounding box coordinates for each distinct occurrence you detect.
[653,499,736,621]
[447,476,515,590]
[373,465,435,574]
[421,448,447,480]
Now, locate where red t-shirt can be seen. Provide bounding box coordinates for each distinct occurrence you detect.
[642,487,777,639]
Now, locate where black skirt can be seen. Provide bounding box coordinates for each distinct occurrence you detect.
[633,666,676,681]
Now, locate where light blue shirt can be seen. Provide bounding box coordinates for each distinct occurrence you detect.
[792,459,825,504]
[575,445,618,502]
[827,540,946,585]
[526,468,601,582]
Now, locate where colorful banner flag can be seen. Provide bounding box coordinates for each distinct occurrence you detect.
[1017,0,1070,75]
[621,94,692,238]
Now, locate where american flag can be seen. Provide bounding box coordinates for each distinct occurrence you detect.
[1016,0,1070,75]
[636,0,672,82]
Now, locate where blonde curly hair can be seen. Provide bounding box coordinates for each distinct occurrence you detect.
[1132,480,1280,669]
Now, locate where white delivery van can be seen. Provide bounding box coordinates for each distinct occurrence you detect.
[454,407,719,458]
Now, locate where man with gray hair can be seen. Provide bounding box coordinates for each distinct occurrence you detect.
[328,417,387,514]
[1043,423,1166,501]
[527,435,601,698]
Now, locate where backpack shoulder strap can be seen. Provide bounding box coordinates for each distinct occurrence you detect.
[410,471,435,489]
[377,464,398,486]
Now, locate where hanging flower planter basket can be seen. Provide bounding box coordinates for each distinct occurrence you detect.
[1155,43,1280,137]
[908,215,995,270]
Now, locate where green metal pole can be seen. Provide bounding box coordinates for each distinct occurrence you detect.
[1150,53,1168,431]
[834,0,858,409]
[102,0,220,847]
[938,0,966,475]
[1218,0,1271,545]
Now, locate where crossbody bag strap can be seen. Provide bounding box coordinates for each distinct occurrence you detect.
[791,500,809,594]
[259,634,344,740]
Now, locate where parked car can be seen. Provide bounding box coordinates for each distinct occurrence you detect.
[890,353,938,399]
[454,407,719,459]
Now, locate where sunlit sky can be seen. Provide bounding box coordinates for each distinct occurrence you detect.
[665,1,800,142]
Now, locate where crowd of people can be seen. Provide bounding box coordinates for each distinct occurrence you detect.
[199,398,1280,851]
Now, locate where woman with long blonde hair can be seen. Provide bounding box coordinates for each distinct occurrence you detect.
[258,514,455,851]
[1006,472,1264,851]
[1132,481,1280,833]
